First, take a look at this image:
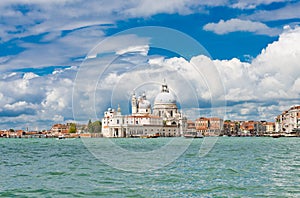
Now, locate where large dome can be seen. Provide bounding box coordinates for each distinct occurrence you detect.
[154,92,176,104]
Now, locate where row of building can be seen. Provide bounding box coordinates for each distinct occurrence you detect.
[187,105,300,136]
[1,82,299,138]
[0,123,91,138]
[187,118,275,136]
[101,82,300,137]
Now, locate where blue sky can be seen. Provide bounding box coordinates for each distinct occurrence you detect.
[1,0,300,130]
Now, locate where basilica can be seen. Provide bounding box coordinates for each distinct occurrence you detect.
[101,82,187,137]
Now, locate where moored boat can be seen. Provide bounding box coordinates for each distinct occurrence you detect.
[184,131,203,138]
[270,133,282,138]
[140,133,160,138]
[58,135,65,139]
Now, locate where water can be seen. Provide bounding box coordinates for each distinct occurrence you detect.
[0,137,299,197]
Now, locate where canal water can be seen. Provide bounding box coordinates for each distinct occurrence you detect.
[0,137,299,197]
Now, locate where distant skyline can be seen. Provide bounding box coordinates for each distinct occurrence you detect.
[1,0,300,129]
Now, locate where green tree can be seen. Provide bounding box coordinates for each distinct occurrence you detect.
[69,123,77,133]
[92,121,102,133]
[87,119,93,133]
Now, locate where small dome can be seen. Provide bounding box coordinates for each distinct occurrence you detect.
[139,100,151,108]
[154,92,176,104]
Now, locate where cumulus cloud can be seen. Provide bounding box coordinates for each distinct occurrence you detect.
[0,0,292,73]
[0,101,38,117]
[203,19,281,36]
[1,23,300,129]
[212,26,300,120]
[23,72,39,80]
[0,67,77,129]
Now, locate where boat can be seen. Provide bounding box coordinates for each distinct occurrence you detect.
[183,131,203,138]
[140,133,160,138]
[270,133,282,138]
[58,135,65,139]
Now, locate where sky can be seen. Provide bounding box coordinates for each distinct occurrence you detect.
[0,0,300,130]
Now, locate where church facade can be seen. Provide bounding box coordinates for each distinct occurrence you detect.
[101,82,187,137]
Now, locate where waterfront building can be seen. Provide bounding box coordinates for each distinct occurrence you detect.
[0,130,6,137]
[101,82,187,137]
[275,105,300,133]
[0,129,24,138]
[50,123,69,134]
[195,117,209,133]
[208,117,224,134]
[223,120,240,136]
[254,121,264,135]
[195,117,223,136]
[263,122,275,133]
[187,120,196,132]
[240,121,255,135]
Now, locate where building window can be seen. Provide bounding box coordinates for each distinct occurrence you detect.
[117,120,119,124]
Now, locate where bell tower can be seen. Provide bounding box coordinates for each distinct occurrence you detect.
[131,92,137,114]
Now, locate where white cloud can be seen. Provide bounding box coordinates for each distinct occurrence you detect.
[0,0,204,42]
[248,1,300,21]
[0,0,293,43]
[123,0,197,17]
[23,72,39,80]
[212,26,300,120]
[231,0,291,9]
[1,24,300,129]
[148,57,165,65]
[4,101,36,111]
[203,19,281,36]
[3,72,17,79]
[52,114,64,122]
[0,26,105,71]
[116,45,149,56]
[252,26,300,97]
[0,66,77,129]
[1,0,289,42]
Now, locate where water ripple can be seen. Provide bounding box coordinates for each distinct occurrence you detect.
[0,137,299,197]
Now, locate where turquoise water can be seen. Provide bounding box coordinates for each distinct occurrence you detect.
[0,137,299,197]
